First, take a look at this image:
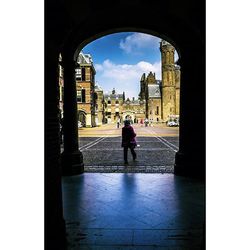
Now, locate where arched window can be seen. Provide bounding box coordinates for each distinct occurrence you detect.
[108,100,111,104]
[115,100,119,104]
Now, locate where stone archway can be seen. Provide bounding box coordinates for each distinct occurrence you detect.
[122,111,135,123]
[78,109,86,127]
[45,1,205,249]
[61,16,205,177]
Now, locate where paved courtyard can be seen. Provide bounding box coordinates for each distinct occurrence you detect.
[76,123,179,173]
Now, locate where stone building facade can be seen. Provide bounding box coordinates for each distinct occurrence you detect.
[95,84,104,126]
[122,98,145,123]
[160,40,180,121]
[103,88,124,124]
[76,52,97,127]
[139,40,181,123]
[103,89,146,124]
[140,72,162,122]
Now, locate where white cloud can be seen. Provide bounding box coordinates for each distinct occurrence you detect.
[119,33,179,62]
[95,59,161,99]
[119,33,161,54]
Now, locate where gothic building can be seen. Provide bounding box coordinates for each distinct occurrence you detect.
[139,40,181,122]
[102,40,181,124]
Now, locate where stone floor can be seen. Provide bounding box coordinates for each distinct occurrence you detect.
[62,173,205,249]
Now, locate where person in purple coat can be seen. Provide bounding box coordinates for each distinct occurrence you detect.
[121,120,137,164]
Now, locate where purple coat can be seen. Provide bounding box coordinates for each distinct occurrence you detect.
[121,125,137,147]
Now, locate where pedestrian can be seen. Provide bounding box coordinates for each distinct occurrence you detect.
[121,120,137,164]
[117,118,120,128]
[140,119,143,127]
[150,118,153,126]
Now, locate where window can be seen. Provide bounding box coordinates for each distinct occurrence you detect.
[115,100,119,104]
[77,90,82,102]
[75,68,82,81]
[108,100,111,104]
[81,89,86,103]
[156,106,159,115]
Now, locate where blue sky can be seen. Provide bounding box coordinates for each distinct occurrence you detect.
[82,32,175,99]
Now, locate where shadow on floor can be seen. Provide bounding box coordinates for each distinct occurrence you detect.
[62,173,205,249]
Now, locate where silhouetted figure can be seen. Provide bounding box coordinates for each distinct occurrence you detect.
[121,120,137,164]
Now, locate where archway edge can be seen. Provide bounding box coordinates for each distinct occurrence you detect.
[60,8,204,63]
[73,27,182,61]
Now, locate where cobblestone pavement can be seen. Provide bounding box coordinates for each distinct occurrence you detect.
[76,124,179,173]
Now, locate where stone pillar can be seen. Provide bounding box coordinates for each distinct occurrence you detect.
[61,59,84,175]
[174,43,205,179]
[45,47,66,249]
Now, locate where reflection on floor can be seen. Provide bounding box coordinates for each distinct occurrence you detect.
[62,173,205,249]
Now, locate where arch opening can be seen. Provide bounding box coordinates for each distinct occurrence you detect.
[60,31,181,172]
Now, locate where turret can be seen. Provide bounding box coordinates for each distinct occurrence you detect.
[160,40,177,121]
[139,73,146,100]
[160,40,175,65]
[146,71,156,84]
